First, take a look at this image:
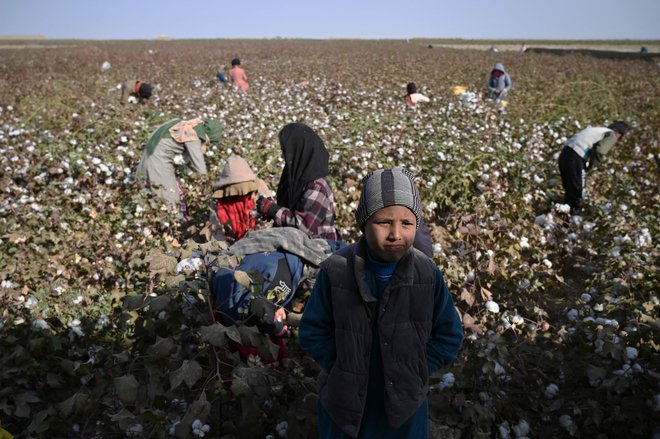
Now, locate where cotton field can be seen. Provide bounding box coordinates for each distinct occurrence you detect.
[0,39,658,438]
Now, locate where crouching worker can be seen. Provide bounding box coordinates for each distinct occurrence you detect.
[210,227,343,363]
[212,154,271,243]
[299,167,464,438]
[558,121,628,212]
[120,80,152,103]
[137,118,223,222]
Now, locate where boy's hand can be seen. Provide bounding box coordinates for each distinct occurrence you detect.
[257,196,280,219]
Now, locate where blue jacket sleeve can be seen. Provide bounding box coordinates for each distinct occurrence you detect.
[298,269,336,372]
[427,267,464,376]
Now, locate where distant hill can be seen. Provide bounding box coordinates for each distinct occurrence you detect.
[0,35,48,40]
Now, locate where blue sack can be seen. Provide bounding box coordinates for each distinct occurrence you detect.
[211,251,303,325]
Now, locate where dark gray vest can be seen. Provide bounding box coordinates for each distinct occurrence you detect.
[318,239,436,437]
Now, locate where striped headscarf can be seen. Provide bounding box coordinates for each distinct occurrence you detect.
[355,167,421,231]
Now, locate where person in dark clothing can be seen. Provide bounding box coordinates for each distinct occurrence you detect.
[256,123,342,241]
[120,80,152,103]
[557,121,628,211]
[299,167,463,439]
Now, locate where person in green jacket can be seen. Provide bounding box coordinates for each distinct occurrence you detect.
[137,118,222,221]
[299,167,463,438]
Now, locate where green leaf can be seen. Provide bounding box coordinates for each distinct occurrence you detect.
[146,294,170,313]
[14,391,40,418]
[200,323,229,347]
[144,252,178,274]
[147,336,176,358]
[170,360,203,390]
[109,408,137,430]
[114,374,139,405]
[234,270,251,288]
[57,392,89,417]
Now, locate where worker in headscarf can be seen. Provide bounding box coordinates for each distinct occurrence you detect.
[137,118,223,221]
[404,82,430,107]
[120,80,152,103]
[256,123,342,241]
[486,62,512,101]
[212,154,271,242]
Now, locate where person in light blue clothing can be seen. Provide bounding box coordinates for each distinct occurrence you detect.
[487,62,512,101]
[299,167,464,438]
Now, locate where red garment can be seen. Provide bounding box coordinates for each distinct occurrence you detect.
[216,194,256,241]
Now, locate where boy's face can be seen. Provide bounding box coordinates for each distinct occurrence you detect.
[364,205,417,263]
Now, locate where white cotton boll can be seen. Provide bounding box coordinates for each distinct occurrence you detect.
[558,415,573,429]
[512,420,530,437]
[511,314,524,325]
[566,309,578,321]
[485,301,500,313]
[652,394,660,412]
[522,194,532,203]
[101,61,111,71]
[613,364,632,377]
[97,314,110,329]
[570,215,583,227]
[583,222,595,232]
[580,293,592,302]
[276,421,288,437]
[544,383,559,398]
[542,258,552,268]
[173,154,185,165]
[432,243,442,255]
[32,319,49,330]
[441,372,455,389]
[554,203,571,213]
[192,419,203,430]
[466,271,475,282]
[519,237,529,248]
[626,347,638,360]
[494,361,506,375]
[634,228,652,248]
[595,317,619,328]
[499,422,511,439]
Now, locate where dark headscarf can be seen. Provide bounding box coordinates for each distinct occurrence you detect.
[137,83,152,99]
[608,121,628,136]
[276,123,329,210]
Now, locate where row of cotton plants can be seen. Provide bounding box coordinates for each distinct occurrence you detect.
[0,39,657,437]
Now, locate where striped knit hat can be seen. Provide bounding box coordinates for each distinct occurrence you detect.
[355,167,421,231]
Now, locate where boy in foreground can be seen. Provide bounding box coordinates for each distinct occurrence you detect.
[299,167,464,438]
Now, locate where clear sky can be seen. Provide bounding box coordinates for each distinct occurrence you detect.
[1,0,659,40]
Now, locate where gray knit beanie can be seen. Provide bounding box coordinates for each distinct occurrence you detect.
[355,167,421,231]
